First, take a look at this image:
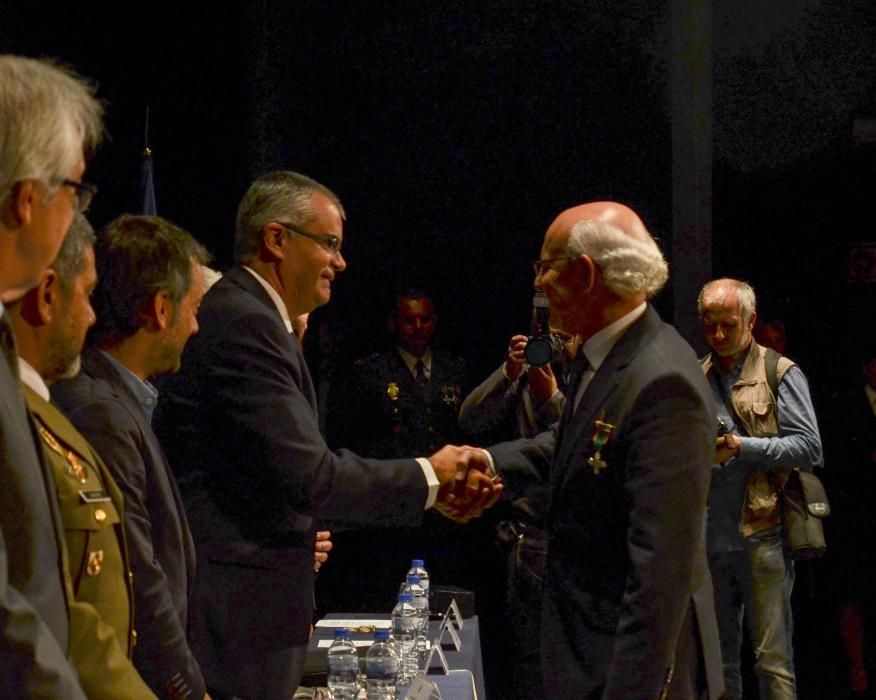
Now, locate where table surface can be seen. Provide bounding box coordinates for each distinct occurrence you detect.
[304,612,485,699]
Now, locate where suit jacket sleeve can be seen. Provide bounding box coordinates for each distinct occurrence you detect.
[0,530,87,699]
[602,373,713,698]
[62,396,205,700]
[458,365,518,436]
[200,307,427,527]
[487,426,557,497]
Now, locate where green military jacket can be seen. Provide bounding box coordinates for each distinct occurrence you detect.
[24,383,157,700]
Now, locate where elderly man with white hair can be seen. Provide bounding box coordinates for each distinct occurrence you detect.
[473,201,724,699]
[0,54,102,698]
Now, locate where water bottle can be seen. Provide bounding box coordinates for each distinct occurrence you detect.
[407,559,430,596]
[327,628,359,699]
[390,592,419,684]
[365,629,398,700]
[403,575,429,648]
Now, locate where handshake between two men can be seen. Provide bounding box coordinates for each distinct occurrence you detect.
[428,445,503,523]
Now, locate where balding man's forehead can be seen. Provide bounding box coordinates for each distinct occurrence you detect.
[548,201,650,242]
[701,285,739,309]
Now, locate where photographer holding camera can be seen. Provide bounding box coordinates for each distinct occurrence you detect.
[458,295,579,700]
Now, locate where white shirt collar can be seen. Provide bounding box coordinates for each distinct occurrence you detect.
[18,357,50,401]
[243,266,293,334]
[580,302,647,370]
[397,347,432,376]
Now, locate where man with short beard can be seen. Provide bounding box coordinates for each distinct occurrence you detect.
[53,215,210,700]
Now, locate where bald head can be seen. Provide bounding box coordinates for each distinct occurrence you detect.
[547,201,651,247]
[535,201,667,340]
[548,201,668,300]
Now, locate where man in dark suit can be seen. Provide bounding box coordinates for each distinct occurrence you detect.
[153,170,497,700]
[0,54,102,698]
[52,215,210,700]
[475,202,724,699]
[8,213,156,698]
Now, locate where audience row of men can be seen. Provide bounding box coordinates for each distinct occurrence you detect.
[0,55,497,700]
[1,53,826,700]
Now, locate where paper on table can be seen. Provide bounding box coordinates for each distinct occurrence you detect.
[314,618,391,629]
[317,639,374,648]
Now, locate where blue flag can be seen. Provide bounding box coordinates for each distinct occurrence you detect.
[140,147,157,216]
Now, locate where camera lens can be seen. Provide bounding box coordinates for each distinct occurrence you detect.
[524,336,555,367]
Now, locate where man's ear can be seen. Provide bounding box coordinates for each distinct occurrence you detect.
[748,310,758,332]
[144,291,173,331]
[1,180,36,228]
[262,223,287,262]
[20,269,59,326]
[580,254,597,293]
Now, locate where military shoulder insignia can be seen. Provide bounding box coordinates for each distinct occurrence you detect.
[37,425,64,456]
[37,426,88,483]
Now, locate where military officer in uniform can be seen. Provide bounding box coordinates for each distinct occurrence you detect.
[321,289,484,612]
[7,214,156,699]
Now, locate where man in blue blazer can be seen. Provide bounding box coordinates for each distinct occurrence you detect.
[53,215,210,699]
[479,202,724,699]
[153,171,496,700]
[0,54,102,698]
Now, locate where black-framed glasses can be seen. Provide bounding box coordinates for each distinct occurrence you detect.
[278,221,343,256]
[61,179,97,213]
[532,255,576,277]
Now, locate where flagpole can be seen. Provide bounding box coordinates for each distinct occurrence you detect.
[140,105,157,215]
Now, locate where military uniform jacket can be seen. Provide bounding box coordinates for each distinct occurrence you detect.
[329,348,468,458]
[0,314,86,699]
[24,383,155,699]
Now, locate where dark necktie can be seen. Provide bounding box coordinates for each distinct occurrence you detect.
[414,360,429,392]
[0,311,20,380]
[568,354,595,414]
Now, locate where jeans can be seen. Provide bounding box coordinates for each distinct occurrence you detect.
[709,528,796,699]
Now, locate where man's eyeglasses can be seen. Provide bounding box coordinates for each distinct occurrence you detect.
[61,179,97,213]
[532,255,576,277]
[278,221,343,256]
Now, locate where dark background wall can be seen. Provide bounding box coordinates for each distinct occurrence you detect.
[3,1,873,384]
[4,2,876,695]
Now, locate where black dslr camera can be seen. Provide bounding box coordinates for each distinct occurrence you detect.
[524,292,566,367]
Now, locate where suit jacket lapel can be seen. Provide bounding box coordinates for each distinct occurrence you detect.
[82,347,197,577]
[223,266,319,414]
[552,306,663,493]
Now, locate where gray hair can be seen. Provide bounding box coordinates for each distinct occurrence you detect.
[53,213,96,294]
[0,55,103,204]
[234,171,345,263]
[697,278,757,323]
[567,219,668,299]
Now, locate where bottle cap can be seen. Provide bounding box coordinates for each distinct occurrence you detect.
[406,575,421,584]
[374,629,390,640]
[411,559,424,567]
[398,592,413,603]
[334,628,352,638]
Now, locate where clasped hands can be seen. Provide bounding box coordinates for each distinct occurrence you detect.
[429,444,503,523]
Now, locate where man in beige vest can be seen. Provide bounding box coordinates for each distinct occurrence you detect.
[698,278,822,700]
